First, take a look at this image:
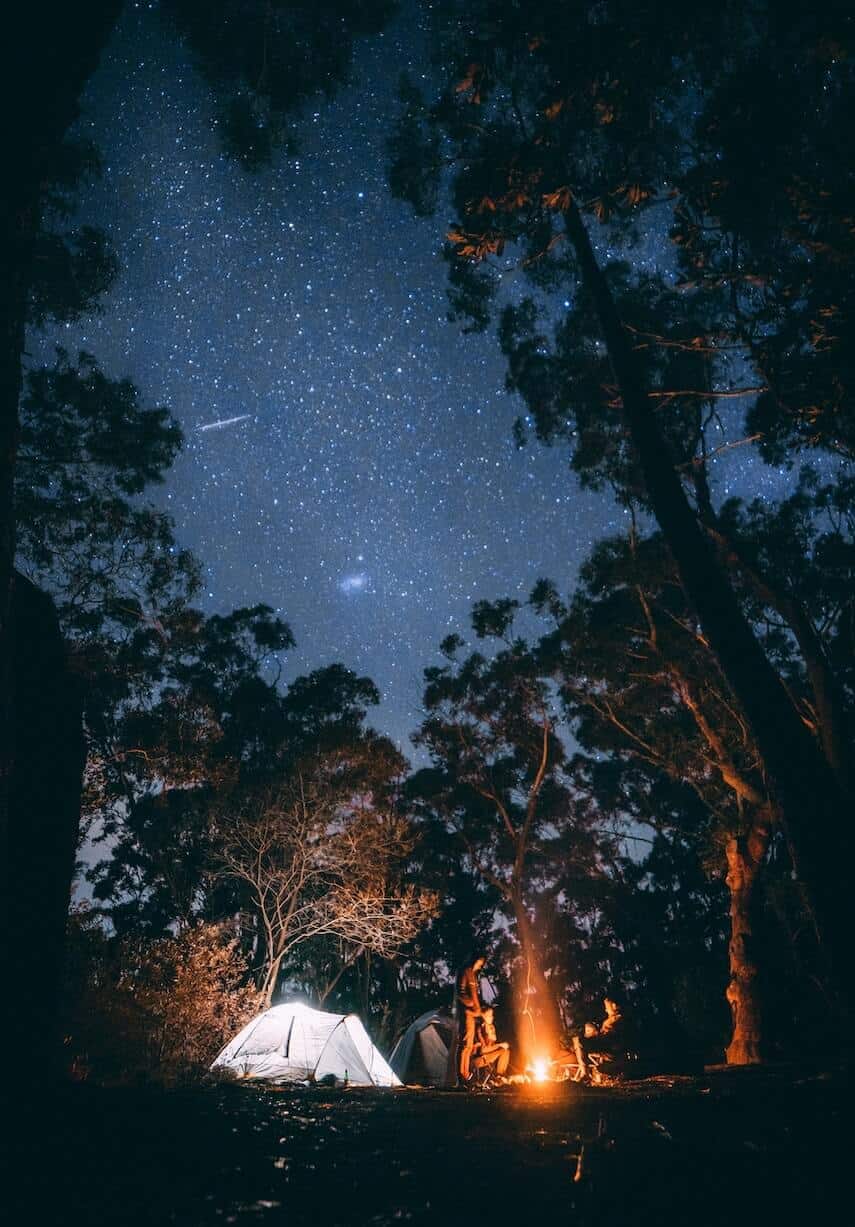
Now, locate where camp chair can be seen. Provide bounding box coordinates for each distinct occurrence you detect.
[470,1057,498,1089]
[551,1051,587,1082]
[470,1041,509,1089]
[551,1043,630,1085]
[585,1047,640,1084]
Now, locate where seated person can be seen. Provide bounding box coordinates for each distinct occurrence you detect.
[576,994,633,1080]
[471,1007,511,1079]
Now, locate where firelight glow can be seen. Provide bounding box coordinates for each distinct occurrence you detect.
[532,1058,550,1082]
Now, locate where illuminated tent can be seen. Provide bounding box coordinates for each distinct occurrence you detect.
[389,1009,458,1087]
[211,1001,400,1086]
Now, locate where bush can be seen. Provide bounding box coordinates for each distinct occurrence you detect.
[63,910,261,1083]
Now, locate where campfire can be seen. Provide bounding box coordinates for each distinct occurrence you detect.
[521,1050,585,1085]
[521,1055,571,1085]
[530,1057,551,1082]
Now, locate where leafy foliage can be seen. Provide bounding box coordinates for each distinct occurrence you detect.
[17,348,190,636]
[63,910,262,1082]
[163,0,396,169]
[215,739,437,1005]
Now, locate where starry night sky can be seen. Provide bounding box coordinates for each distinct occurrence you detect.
[34,2,792,753]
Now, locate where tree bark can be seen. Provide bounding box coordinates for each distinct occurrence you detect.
[724,813,772,1065]
[513,896,561,1064]
[6,574,85,1085]
[261,950,285,1010]
[0,0,120,857]
[704,514,851,796]
[563,197,853,1012]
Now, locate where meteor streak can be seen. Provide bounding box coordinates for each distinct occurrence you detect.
[197,413,251,432]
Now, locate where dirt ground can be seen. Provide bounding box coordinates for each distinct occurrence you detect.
[12,1067,847,1226]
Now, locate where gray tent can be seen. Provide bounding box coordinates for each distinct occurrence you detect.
[389,1009,458,1087]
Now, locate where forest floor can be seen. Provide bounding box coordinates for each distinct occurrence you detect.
[12,1066,848,1227]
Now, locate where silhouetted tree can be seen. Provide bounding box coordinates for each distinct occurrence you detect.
[389,0,855,1000]
[86,602,294,934]
[2,0,395,892]
[2,5,121,733]
[532,475,854,1059]
[411,611,606,1061]
[162,0,396,169]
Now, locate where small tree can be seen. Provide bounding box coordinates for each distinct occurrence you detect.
[216,743,437,1007]
[389,0,855,1000]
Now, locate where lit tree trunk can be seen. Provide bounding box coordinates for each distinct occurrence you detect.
[513,895,560,1064]
[261,949,285,1010]
[724,812,772,1065]
[563,197,853,1009]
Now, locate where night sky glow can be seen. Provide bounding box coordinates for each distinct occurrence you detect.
[34,2,796,751]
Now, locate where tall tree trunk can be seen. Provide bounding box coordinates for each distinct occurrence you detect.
[563,198,853,1011]
[691,464,852,797]
[513,896,560,1064]
[7,574,84,1085]
[1,0,120,857]
[724,812,772,1065]
[708,518,850,795]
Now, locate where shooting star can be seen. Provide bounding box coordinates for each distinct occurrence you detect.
[197,413,252,433]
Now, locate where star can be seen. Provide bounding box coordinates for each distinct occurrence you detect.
[33,2,785,753]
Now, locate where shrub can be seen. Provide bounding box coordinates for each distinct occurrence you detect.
[63,910,261,1083]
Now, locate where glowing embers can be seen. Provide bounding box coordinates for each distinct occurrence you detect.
[530,1057,551,1082]
[532,1057,550,1082]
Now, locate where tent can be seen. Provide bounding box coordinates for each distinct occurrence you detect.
[211,1002,401,1086]
[389,1009,458,1087]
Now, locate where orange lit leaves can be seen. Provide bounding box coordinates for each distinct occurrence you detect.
[446,227,505,259]
[543,187,572,211]
[455,62,486,103]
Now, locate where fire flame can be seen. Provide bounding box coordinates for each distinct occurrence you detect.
[532,1057,550,1082]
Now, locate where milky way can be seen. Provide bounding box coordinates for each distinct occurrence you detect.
[33,2,792,753]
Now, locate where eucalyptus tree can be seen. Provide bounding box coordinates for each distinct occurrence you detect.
[4,1,396,1076]
[3,0,395,839]
[215,731,436,1008]
[13,330,295,935]
[533,474,855,1059]
[86,603,294,935]
[411,611,606,1059]
[389,0,855,994]
[533,535,775,1062]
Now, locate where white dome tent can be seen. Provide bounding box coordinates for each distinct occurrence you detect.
[211,1002,401,1087]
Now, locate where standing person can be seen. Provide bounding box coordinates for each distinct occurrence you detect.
[456,952,486,1085]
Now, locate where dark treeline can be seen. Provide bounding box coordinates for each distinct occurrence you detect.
[2,0,398,1083]
[4,1,853,1084]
